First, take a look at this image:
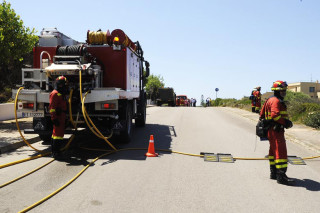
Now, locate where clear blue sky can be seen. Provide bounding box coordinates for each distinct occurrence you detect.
[7,0,320,100]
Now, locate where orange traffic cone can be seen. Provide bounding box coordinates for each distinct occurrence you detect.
[145,135,158,157]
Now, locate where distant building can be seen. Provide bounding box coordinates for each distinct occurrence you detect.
[287,81,320,100]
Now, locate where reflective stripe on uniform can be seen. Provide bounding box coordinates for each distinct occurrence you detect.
[276,164,287,169]
[269,156,275,165]
[265,112,272,120]
[52,136,64,140]
[57,93,62,96]
[275,159,287,163]
[273,115,281,121]
[50,109,56,113]
[275,159,287,169]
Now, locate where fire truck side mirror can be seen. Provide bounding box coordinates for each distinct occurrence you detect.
[145,61,150,77]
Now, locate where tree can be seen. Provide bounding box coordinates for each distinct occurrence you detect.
[145,74,164,101]
[0,1,38,92]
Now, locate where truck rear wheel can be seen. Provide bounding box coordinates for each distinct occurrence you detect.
[118,102,133,143]
[135,100,146,127]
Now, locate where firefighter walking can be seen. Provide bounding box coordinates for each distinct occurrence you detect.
[260,80,294,185]
[49,76,68,159]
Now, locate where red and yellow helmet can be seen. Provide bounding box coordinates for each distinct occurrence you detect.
[271,80,287,91]
[56,76,67,84]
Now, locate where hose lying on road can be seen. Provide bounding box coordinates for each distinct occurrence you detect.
[18,150,116,213]
[0,159,54,188]
[0,153,51,169]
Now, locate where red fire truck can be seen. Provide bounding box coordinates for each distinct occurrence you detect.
[176,95,189,106]
[12,28,150,143]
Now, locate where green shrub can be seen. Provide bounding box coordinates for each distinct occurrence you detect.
[0,87,13,103]
[209,91,320,129]
[285,91,319,123]
[304,111,320,129]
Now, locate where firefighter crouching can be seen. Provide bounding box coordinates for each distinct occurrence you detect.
[254,86,261,113]
[260,80,294,185]
[49,76,68,159]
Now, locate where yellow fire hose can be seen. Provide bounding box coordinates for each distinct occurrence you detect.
[14,87,76,155]
[0,153,51,169]
[79,69,116,150]
[18,150,116,213]
[0,159,54,188]
[14,87,44,153]
[60,89,78,151]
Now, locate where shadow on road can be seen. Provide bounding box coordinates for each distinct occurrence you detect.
[60,123,175,164]
[1,123,174,166]
[292,178,320,191]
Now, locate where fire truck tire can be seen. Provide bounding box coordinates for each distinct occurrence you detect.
[135,100,146,127]
[118,102,133,143]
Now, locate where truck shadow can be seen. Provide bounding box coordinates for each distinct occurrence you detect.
[65,123,175,164]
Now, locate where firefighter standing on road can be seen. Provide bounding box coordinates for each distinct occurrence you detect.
[250,88,257,112]
[260,80,294,185]
[254,86,261,113]
[49,76,68,159]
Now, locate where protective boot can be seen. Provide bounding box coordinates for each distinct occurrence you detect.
[51,139,62,160]
[270,165,277,180]
[276,168,294,185]
[252,107,255,113]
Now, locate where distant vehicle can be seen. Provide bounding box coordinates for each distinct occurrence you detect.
[157,87,176,106]
[176,95,188,106]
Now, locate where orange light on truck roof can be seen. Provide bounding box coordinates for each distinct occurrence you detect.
[113,37,119,42]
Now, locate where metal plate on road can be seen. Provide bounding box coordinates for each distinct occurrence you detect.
[218,154,234,163]
[203,153,234,163]
[288,156,306,165]
[204,154,218,162]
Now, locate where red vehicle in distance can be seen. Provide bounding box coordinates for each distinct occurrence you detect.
[176,95,189,106]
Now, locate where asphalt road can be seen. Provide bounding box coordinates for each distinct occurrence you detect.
[1,106,320,213]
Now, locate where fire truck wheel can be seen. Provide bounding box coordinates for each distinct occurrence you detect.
[135,101,146,127]
[118,102,133,143]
